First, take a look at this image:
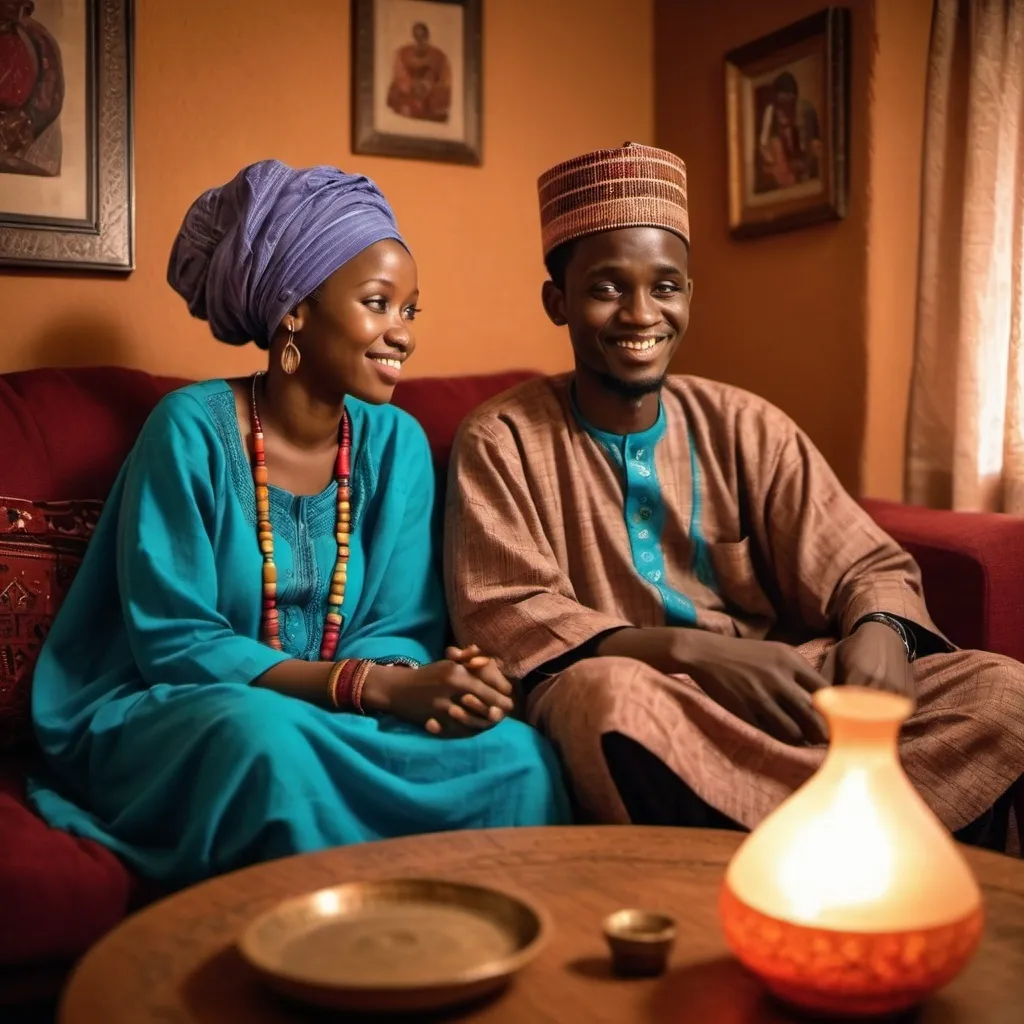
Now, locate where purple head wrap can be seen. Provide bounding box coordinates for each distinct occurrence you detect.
[167,160,406,348]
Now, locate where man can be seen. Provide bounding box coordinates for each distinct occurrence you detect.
[386,21,451,124]
[445,142,1024,853]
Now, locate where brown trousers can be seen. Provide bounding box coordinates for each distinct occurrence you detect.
[528,645,1024,856]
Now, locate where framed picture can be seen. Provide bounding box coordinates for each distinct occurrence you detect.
[352,0,482,166]
[724,7,849,239]
[0,0,134,272]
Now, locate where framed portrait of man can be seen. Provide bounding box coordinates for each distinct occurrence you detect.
[725,7,849,239]
[0,0,134,271]
[352,0,482,166]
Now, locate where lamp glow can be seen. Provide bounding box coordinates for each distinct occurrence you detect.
[719,687,983,1016]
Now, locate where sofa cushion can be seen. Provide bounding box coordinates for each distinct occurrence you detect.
[0,757,138,966]
[392,370,536,486]
[0,498,104,751]
[0,367,187,502]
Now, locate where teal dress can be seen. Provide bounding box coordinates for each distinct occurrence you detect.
[28,380,568,888]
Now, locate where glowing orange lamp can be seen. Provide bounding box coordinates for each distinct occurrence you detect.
[720,687,983,1016]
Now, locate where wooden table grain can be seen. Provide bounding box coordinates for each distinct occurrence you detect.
[59,826,1024,1023]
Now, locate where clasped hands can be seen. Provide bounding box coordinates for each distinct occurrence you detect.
[361,645,514,738]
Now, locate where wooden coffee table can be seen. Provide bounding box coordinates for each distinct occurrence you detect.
[59,826,1024,1023]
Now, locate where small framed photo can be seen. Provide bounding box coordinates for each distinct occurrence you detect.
[725,7,850,239]
[351,0,482,166]
[0,0,135,272]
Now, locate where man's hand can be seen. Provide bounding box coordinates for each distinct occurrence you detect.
[598,628,830,746]
[821,621,914,698]
[678,632,831,746]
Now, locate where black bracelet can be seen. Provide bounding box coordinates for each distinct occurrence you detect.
[853,613,916,662]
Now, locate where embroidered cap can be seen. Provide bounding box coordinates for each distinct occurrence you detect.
[537,142,689,257]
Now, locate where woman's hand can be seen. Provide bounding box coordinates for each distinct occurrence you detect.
[434,645,520,734]
[361,655,514,738]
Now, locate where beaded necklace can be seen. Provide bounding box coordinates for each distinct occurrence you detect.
[248,372,351,660]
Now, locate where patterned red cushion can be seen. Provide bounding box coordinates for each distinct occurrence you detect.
[0,497,103,752]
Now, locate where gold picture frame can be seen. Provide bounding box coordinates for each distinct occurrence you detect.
[725,7,849,239]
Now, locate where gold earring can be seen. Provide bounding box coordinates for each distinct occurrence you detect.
[281,323,301,375]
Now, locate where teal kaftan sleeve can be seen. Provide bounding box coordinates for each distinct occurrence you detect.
[334,409,445,667]
[117,392,290,686]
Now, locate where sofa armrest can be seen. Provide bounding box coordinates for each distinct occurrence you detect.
[862,499,1024,663]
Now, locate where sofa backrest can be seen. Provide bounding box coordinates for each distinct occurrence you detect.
[0,367,537,502]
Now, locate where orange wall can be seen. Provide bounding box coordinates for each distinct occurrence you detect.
[656,0,875,490]
[0,0,653,380]
[863,0,932,499]
[655,0,933,497]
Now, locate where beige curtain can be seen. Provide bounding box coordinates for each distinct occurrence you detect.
[906,0,1024,512]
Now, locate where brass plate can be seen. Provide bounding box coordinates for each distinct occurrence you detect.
[238,878,549,1013]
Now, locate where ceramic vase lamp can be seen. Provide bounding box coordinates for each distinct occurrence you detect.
[719,687,983,1017]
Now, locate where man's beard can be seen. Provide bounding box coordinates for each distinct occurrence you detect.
[594,370,666,401]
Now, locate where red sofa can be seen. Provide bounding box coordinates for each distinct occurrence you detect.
[2,365,1024,1005]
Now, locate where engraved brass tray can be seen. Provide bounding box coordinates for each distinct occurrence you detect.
[238,878,549,1013]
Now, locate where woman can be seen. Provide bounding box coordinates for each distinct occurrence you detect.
[28,160,569,888]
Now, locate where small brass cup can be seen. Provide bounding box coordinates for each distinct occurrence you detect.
[602,909,677,977]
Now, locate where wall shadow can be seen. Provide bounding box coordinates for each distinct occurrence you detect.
[29,312,133,371]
